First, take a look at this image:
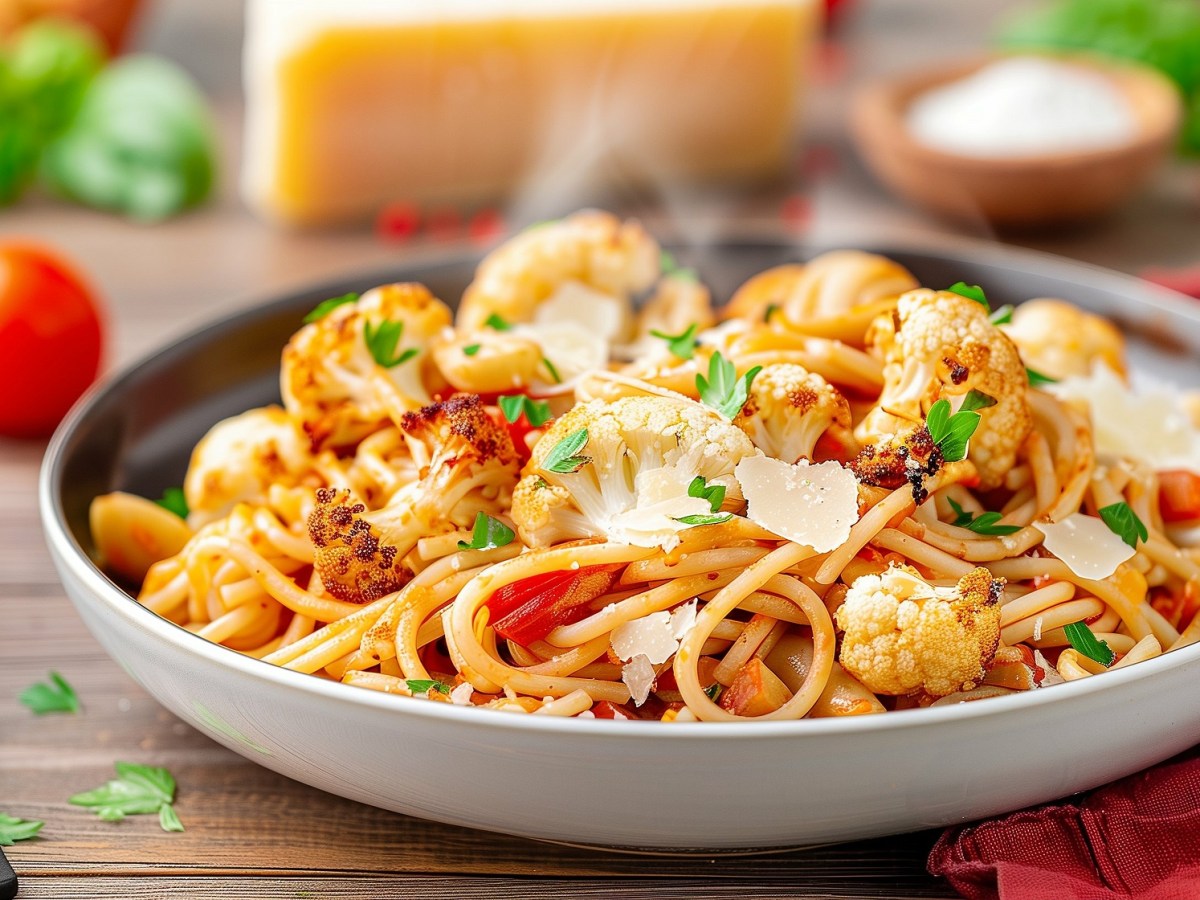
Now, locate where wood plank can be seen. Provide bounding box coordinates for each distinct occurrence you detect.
[5,875,957,899]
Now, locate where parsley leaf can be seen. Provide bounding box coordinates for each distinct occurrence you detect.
[1063,621,1115,668]
[70,761,183,832]
[763,303,779,323]
[484,313,512,331]
[704,683,723,702]
[363,319,418,368]
[542,428,591,474]
[302,292,358,324]
[456,512,515,552]
[0,814,44,846]
[947,281,989,310]
[697,352,761,420]
[660,249,698,282]
[155,486,189,519]
[675,513,733,526]
[498,394,552,427]
[462,343,481,357]
[925,398,981,463]
[988,304,1014,325]
[541,357,562,384]
[650,323,699,360]
[19,671,80,715]
[946,498,1021,535]
[1099,502,1148,549]
[687,475,726,513]
[406,679,453,696]
[959,389,996,412]
[1026,367,1058,387]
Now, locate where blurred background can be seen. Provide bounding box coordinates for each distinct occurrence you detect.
[1,0,1199,433]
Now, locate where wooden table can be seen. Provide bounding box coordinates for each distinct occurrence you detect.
[2,1,1198,897]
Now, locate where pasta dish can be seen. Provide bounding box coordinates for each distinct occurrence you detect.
[89,211,1200,723]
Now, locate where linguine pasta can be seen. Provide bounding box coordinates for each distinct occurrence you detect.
[89,211,1200,723]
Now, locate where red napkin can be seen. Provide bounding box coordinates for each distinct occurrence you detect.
[928,749,1200,900]
[1141,266,1200,299]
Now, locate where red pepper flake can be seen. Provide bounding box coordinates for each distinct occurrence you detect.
[780,193,811,233]
[1141,266,1200,299]
[426,206,463,242]
[376,202,421,243]
[467,207,506,245]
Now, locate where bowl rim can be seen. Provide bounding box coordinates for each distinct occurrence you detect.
[39,233,1200,742]
[851,50,1183,171]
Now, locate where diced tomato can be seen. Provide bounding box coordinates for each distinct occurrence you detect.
[1159,470,1200,523]
[590,700,634,720]
[487,564,622,646]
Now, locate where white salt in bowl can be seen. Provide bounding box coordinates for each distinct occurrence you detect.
[851,54,1181,229]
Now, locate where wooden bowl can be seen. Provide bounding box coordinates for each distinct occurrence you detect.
[850,55,1182,229]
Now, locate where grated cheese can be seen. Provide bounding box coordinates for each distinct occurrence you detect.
[621,654,657,706]
[735,456,859,552]
[1034,513,1135,580]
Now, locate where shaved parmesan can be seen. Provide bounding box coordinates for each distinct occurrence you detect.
[1034,513,1135,580]
[535,280,626,342]
[670,600,697,640]
[606,466,711,551]
[621,654,657,707]
[735,456,859,552]
[449,682,475,706]
[519,320,610,387]
[611,610,678,665]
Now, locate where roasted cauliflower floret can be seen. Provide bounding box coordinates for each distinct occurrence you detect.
[281,283,452,451]
[857,289,1032,490]
[456,210,659,344]
[734,364,855,463]
[1002,298,1127,381]
[836,564,1003,697]
[511,396,756,549]
[308,394,520,603]
[183,406,312,527]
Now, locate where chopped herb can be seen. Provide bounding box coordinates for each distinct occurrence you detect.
[19,671,80,714]
[659,249,698,282]
[947,281,989,310]
[946,498,1021,536]
[0,814,44,846]
[675,513,733,526]
[988,304,1014,326]
[155,487,189,519]
[704,683,723,702]
[1063,621,1115,668]
[541,357,562,384]
[959,390,997,413]
[687,475,726,514]
[498,395,552,427]
[526,219,558,231]
[69,761,183,832]
[1026,367,1058,387]
[1099,502,1148,549]
[542,428,591,474]
[484,313,512,331]
[302,292,358,324]
[763,303,779,323]
[924,398,980,463]
[457,512,516,552]
[406,679,453,696]
[650,323,699,360]
[363,319,418,368]
[462,343,481,357]
[697,352,761,420]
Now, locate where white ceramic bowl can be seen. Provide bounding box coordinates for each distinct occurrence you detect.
[41,237,1200,850]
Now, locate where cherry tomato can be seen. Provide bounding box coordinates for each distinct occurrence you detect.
[0,242,104,437]
[1158,470,1200,523]
[487,564,622,646]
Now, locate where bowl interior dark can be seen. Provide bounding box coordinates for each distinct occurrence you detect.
[49,239,1200,567]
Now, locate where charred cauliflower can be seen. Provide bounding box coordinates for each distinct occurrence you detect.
[308,394,520,603]
[511,396,756,550]
[281,283,452,451]
[183,406,313,526]
[857,289,1032,489]
[836,564,1003,697]
[733,364,855,463]
[1002,298,1127,381]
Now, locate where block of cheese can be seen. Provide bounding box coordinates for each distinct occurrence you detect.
[242,0,820,227]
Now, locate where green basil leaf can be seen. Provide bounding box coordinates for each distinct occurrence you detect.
[303,293,358,324]
[1099,501,1148,549]
[1063,621,1115,668]
[542,428,590,474]
[456,512,516,552]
